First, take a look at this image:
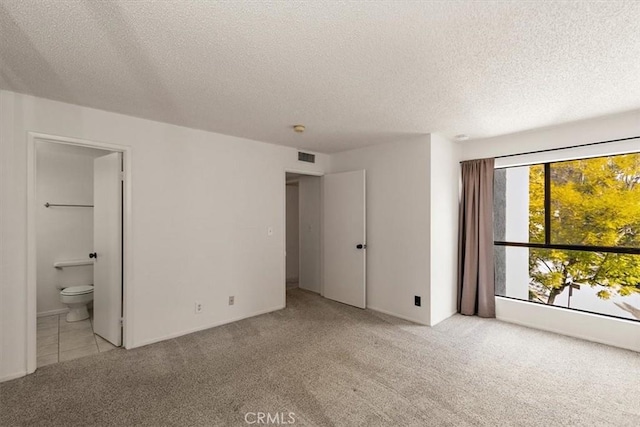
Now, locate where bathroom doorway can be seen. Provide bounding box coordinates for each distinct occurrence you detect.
[284,172,322,297]
[27,134,131,373]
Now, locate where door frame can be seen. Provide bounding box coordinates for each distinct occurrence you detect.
[26,132,133,374]
[283,169,324,302]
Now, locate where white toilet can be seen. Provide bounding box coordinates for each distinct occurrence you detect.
[59,285,94,322]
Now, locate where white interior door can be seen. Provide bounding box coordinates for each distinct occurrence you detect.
[322,170,366,308]
[93,152,122,346]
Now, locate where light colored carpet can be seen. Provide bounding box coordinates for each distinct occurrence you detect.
[1,288,638,426]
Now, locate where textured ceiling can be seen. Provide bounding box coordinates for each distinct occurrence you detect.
[1,1,640,153]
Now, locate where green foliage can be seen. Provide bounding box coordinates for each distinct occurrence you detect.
[528,154,640,304]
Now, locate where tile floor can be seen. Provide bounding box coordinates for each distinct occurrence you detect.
[36,312,117,368]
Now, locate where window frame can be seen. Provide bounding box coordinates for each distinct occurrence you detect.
[494,151,640,322]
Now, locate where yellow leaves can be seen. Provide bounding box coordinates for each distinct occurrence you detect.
[618,287,638,297]
[548,154,640,248]
[524,153,640,303]
[529,164,546,243]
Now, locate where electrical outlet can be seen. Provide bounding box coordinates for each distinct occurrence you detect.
[228,296,235,306]
[267,227,274,236]
[195,302,203,314]
[414,296,421,307]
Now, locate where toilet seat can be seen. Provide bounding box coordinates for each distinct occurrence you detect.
[60,285,94,296]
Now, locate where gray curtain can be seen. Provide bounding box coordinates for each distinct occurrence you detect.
[458,158,495,318]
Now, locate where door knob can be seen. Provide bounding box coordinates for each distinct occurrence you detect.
[356,244,367,249]
[89,252,97,259]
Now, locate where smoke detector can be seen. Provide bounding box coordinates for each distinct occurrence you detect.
[455,134,470,141]
[293,125,306,133]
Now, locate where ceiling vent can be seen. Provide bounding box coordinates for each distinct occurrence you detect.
[298,152,315,163]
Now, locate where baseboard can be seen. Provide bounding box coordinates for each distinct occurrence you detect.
[0,370,27,383]
[132,305,286,349]
[367,306,428,325]
[37,308,68,318]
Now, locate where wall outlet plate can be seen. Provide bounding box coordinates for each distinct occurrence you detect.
[414,296,421,307]
[229,296,235,306]
[195,302,203,314]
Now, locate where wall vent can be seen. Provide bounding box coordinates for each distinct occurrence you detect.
[298,152,315,163]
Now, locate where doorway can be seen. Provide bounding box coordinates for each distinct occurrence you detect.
[285,172,322,296]
[27,133,131,374]
[284,169,367,308]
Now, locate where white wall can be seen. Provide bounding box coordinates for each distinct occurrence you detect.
[496,298,640,352]
[504,167,530,301]
[36,143,108,316]
[462,108,640,352]
[0,90,329,381]
[285,184,299,283]
[329,135,459,326]
[298,176,322,293]
[330,137,432,325]
[1,90,25,380]
[428,134,460,325]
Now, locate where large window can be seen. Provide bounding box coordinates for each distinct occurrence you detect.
[494,152,640,321]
